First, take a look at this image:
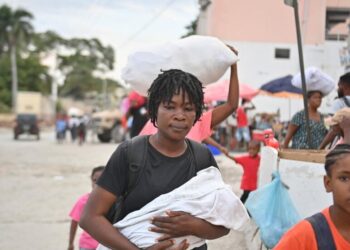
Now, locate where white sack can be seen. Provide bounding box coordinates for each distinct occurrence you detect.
[97,167,249,250]
[291,67,335,96]
[121,35,238,96]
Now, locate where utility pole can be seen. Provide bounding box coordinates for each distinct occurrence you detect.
[284,0,312,148]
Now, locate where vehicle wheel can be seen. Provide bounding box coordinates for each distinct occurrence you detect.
[111,124,124,143]
[97,133,111,143]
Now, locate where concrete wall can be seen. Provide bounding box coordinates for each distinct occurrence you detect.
[198,0,327,45]
[258,147,332,218]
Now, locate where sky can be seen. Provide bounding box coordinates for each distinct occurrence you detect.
[2,0,199,83]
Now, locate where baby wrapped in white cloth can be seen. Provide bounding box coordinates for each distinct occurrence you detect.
[98,166,249,249]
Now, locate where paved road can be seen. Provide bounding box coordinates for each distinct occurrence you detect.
[0,128,258,250]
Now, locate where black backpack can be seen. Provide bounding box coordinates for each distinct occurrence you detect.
[306,212,336,250]
[105,135,212,224]
[343,97,350,107]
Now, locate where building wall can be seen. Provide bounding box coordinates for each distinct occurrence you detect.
[223,40,345,87]
[197,0,348,118]
[327,0,350,8]
[199,0,326,45]
[259,147,332,218]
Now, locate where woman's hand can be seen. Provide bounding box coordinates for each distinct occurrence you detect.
[226,44,238,56]
[150,211,198,240]
[151,210,229,242]
[145,239,189,250]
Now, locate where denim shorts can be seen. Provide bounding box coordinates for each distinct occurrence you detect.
[235,127,251,142]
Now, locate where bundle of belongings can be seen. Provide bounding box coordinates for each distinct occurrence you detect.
[330,107,350,126]
[98,167,249,250]
[291,66,335,96]
[121,35,238,96]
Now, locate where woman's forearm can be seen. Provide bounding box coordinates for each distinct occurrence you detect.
[282,124,298,148]
[79,215,138,250]
[210,64,239,128]
[192,218,229,240]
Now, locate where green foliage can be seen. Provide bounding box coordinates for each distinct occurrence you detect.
[17,54,51,93]
[0,4,119,108]
[181,16,198,38]
[0,4,34,52]
[0,53,51,107]
[34,32,118,99]
[0,54,12,108]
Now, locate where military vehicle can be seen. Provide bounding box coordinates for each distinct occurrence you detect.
[90,109,124,143]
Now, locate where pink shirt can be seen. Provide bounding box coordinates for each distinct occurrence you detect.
[139,110,213,142]
[69,193,98,249]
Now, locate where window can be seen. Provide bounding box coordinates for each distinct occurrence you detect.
[325,8,350,41]
[275,48,290,59]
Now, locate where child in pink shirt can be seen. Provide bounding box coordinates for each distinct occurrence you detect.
[68,166,104,250]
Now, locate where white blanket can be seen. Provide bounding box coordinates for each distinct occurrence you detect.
[98,167,249,250]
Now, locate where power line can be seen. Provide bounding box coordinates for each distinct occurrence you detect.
[119,0,177,48]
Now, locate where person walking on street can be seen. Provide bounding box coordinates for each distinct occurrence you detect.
[79,69,242,250]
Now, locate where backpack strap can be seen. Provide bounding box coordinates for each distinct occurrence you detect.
[306,212,336,250]
[186,139,211,172]
[107,135,148,224]
[343,97,350,107]
[126,135,148,195]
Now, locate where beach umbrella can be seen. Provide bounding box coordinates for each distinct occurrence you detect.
[204,80,259,103]
[260,75,302,94]
[259,90,302,99]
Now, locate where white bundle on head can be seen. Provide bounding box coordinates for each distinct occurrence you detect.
[121,35,238,96]
[291,66,335,96]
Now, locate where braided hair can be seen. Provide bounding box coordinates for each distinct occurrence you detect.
[339,72,350,86]
[147,69,204,126]
[91,166,105,178]
[325,144,350,176]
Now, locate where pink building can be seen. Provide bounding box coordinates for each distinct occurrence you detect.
[197,0,350,85]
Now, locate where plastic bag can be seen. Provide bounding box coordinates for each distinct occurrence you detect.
[291,66,335,96]
[245,171,301,249]
[121,35,238,96]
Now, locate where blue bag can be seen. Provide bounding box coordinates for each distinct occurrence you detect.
[245,171,301,249]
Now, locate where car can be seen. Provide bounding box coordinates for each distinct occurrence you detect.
[14,114,40,140]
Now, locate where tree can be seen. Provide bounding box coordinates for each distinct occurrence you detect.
[0,4,34,112]
[181,16,198,38]
[0,53,51,109]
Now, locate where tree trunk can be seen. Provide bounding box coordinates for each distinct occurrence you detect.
[10,45,18,113]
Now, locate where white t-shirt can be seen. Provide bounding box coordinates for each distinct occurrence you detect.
[330,96,350,114]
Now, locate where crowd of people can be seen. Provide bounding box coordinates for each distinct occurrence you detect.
[63,45,350,249]
[55,113,88,145]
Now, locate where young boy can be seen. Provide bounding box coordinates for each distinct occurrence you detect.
[274,144,350,249]
[226,140,261,203]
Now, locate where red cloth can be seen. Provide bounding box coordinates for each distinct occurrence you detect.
[234,154,260,190]
[128,91,146,108]
[236,106,248,128]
